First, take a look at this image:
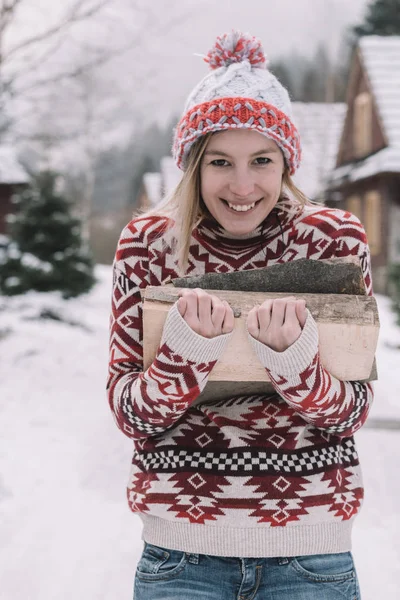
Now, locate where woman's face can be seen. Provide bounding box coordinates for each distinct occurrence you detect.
[200,129,285,236]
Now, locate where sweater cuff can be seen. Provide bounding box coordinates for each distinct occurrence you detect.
[160,302,234,363]
[247,309,319,375]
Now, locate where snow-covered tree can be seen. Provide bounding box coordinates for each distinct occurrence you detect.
[353,0,400,37]
[0,170,95,298]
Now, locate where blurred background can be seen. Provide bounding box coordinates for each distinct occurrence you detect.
[0,0,399,599]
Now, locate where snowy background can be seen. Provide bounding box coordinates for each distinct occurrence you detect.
[0,264,399,599]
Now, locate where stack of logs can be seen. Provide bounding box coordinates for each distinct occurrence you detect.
[141,257,379,402]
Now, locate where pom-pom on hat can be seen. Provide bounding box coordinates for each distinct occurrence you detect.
[173,31,301,175]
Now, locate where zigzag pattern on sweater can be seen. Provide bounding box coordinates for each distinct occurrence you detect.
[107,200,373,534]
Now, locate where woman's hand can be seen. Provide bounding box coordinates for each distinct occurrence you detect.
[177,288,234,338]
[247,296,307,352]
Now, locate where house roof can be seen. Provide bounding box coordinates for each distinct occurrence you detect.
[360,35,400,148]
[330,146,400,184]
[330,36,400,186]
[0,147,30,185]
[292,102,346,199]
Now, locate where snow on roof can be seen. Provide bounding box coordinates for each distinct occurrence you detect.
[160,156,182,196]
[291,102,346,199]
[360,36,400,148]
[0,146,30,185]
[143,172,162,206]
[329,146,400,186]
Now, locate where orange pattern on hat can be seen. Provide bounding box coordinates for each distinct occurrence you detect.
[173,97,301,175]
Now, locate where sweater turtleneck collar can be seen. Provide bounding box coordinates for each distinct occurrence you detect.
[195,198,299,248]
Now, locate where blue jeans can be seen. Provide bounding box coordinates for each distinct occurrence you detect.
[134,542,361,599]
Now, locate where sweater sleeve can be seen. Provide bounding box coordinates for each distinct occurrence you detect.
[246,212,375,438]
[107,222,233,441]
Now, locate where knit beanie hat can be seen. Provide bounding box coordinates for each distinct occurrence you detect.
[173,31,301,175]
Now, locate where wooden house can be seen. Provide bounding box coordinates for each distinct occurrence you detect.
[325,36,400,294]
[0,146,30,235]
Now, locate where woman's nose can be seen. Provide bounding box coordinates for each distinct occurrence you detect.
[228,169,255,197]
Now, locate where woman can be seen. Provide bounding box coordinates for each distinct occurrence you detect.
[107,31,372,599]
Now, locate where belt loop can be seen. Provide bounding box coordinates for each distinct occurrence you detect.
[187,553,200,564]
[278,557,289,565]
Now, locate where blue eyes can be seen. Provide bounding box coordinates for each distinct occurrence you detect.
[210,157,271,167]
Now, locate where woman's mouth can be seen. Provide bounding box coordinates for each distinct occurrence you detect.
[221,199,262,213]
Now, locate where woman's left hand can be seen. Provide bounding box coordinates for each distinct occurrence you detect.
[247,297,307,352]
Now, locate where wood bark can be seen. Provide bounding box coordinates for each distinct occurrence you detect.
[171,257,366,295]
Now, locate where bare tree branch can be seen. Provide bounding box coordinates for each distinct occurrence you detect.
[0,0,24,36]
[2,0,110,62]
[13,41,133,96]
[4,29,69,85]
[6,0,209,153]
[11,61,161,141]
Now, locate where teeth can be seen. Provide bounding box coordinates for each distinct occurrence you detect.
[227,202,256,212]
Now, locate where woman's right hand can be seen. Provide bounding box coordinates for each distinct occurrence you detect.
[177,288,234,338]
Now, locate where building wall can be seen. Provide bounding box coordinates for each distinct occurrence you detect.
[337,53,386,167]
[0,185,14,235]
[326,175,394,294]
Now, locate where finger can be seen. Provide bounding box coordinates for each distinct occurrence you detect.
[182,290,200,322]
[282,297,297,321]
[210,295,225,329]
[221,300,235,334]
[295,299,307,328]
[197,290,213,326]
[258,299,273,332]
[177,297,187,317]
[270,298,286,327]
[283,300,297,325]
[246,306,260,338]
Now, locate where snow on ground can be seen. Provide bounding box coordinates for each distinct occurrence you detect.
[0,266,399,600]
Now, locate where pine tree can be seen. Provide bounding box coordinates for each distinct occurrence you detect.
[353,0,400,37]
[269,61,297,100]
[301,46,331,102]
[0,170,96,298]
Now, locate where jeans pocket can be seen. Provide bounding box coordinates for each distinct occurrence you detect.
[290,551,356,583]
[135,543,188,582]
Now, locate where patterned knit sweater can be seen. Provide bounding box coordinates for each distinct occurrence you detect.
[107,199,374,558]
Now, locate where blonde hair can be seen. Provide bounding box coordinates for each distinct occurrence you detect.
[137,132,314,276]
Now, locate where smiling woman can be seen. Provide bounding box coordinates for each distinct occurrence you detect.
[200,130,285,236]
[108,30,372,600]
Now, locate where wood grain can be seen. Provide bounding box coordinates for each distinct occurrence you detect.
[142,287,379,383]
